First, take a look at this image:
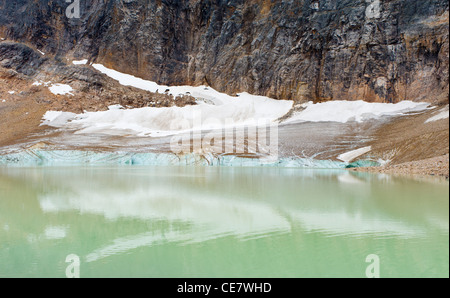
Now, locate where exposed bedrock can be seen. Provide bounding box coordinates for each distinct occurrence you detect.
[0,0,448,104]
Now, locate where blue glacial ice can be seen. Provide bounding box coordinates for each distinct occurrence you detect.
[0,149,375,168]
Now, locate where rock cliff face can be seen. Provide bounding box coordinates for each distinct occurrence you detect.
[0,42,196,113]
[0,0,448,104]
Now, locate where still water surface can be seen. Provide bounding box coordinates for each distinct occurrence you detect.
[0,166,448,278]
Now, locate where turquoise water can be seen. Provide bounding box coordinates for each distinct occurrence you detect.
[0,166,448,278]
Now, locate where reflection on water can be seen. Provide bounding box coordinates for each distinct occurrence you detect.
[0,167,448,277]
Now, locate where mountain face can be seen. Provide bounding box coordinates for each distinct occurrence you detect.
[0,0,448,104]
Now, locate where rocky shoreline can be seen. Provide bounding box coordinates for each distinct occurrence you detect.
[350,154,449,180]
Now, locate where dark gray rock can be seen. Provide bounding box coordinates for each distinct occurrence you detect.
[0,42,47,76]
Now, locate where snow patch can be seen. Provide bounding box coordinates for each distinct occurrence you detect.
[49,83,74,96]
[32,81,51,87]
[41,111,77,127]
[337,146,372,163]
[92,63,165,93]
[108,104,124,110]
[42,64,293,137]
[42,111,65,122]
[8,91,15,94]
[73,59,88,65]
[425,105,449,123]
[40,63,431,139]
[284,100,430,124]
[91,64,293,109]
[43,100,290,137]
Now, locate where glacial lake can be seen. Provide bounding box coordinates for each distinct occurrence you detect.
[0,166,448,278]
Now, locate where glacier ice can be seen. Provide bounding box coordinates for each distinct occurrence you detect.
[0,149,368,168]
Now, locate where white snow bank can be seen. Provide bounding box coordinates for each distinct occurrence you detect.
[284,100,431,124]
[41,63,432,138]
[42,111,66,122]
[425,105,449,123]
[42,98,291,137]
[337,146,372,163]
[34,81,73,95]
[91,63,169,94]
[41,111,77,127]
[73,59,88,65]
[49,83,74,96]
[42,63,293,136]
[91,63,291,110]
